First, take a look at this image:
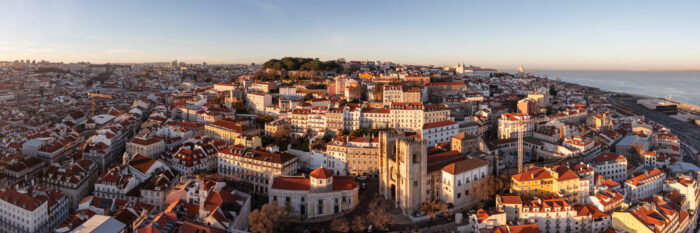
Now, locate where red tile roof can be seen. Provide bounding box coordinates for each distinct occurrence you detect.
[512,167,553,182]
[271,177,310,191]
[574,204,609,219]
[592,152,625,163]
[626,168,664,186]
[333,176,359,191]
[499,195,523,205]
[442,158,487,175]
[129,154,157,174]
[310,167,333,179]
[422,120,457,129]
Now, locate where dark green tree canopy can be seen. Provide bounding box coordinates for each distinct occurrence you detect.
[263,57,342,72]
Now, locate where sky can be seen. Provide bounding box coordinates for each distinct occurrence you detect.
[1,0,699,70]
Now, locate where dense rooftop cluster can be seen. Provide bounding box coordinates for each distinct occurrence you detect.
[0,59,699,233]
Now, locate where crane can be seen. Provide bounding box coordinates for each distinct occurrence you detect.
[87,92,113,117]
[518,120,524,173]
[517,118,534,173]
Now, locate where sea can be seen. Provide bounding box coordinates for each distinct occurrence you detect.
[529,70,700,107]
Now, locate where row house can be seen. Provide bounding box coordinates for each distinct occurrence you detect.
[421,120,459,146]
[163,138,227,174]
[498,113,535,139]
[510,165,590,205]
[0,184,69,233]
[588,189,624,213]
[624,168,666,202]
[612,196,690,233]
[217,145,298,194]
[41,159,98,210]
[590,153,628,183]
[205,119,259,143]
[326,135,379,175]
[1,156,46,184]
[126,136,165,160]
[497,195,611,233]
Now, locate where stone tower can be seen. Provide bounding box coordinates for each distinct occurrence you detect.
[378,130,427,215]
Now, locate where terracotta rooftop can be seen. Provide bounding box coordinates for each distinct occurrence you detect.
[310,167,334,179]
[442,158,487,175]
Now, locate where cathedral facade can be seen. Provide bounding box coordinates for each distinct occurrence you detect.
[378,130,428,215]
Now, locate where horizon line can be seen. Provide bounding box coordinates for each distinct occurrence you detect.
[2,59,699,73]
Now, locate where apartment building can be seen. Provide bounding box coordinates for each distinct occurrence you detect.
[217,146,298,194]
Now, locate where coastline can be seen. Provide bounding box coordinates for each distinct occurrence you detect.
[548,77,700,116]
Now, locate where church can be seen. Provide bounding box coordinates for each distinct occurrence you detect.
[378,130,428,215]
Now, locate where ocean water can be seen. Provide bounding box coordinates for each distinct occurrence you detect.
[531,70,700,106]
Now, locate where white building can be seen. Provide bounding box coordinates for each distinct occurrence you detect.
[382,85,403,105]
[246,92,272,113]
[498,113,534,139]
[421,120,459,146]
[279,86,298,99]
[440,158,488,209]
[269,167,359,219]
[590,153,628,183]
[217,146,298,194]
[665,173,700,212]
[249,81,273,93]
[498,196,611,233]
[126,136,165,160]
[624,168,666,201]
[0,186,69,233]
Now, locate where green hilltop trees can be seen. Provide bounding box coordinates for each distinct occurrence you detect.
[263,57,342,72]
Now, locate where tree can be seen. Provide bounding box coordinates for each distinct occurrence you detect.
[304,93,314,101]
[549,86,558,97]
[255,115,275,127]
[248,203,289,233]
[310,138,326,151]
[263,59,286,70]
[300,60,323,71]
[213,96,225,107]
[420,200,450,219]
[330,217,351,233]
[349,128,381,137]
[204,77,213,83]
[474,174,511,205]
[351,216,366,233]
[306,83,327,89]
[231,101,248,113]
[372,83,384,100]
[367,197,393,229]
[629,142,647,160]
[338,99,348,105]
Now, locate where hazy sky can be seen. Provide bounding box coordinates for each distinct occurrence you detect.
[1,0,699,70]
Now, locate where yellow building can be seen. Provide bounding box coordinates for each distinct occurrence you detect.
[612,212,654,233]
[264,119,290,137]
[233,134,262,149]
[205,119,259,143]
[510,166,584,204]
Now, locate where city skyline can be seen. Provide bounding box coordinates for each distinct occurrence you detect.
[2,0,700,70]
